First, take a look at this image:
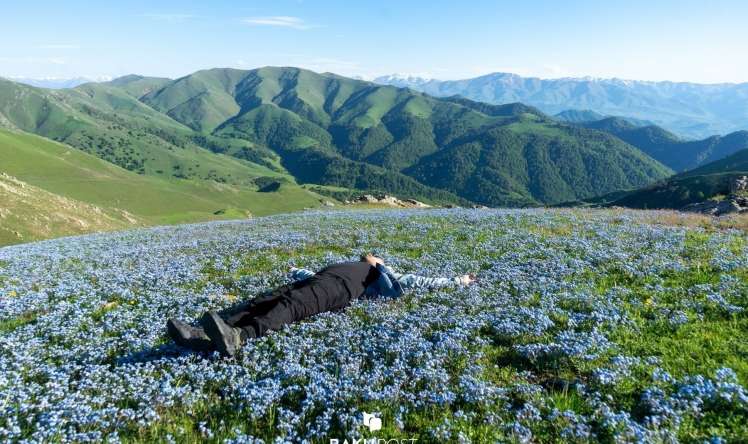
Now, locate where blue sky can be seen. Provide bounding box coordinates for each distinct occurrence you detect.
[2,0,747,83]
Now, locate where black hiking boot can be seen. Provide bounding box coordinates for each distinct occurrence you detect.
[166,318,213,352]
[200,311,247,357]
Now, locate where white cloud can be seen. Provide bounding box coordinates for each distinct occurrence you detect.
[242,16,312,30]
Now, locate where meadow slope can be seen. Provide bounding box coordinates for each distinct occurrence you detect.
[0,129,326,244]
[0,173,136,245]
[1,209,746,442]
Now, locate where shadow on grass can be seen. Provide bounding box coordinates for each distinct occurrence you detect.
[114,342,211,366]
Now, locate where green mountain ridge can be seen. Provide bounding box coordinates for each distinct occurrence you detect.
[0,72,468,206]
[0,67,674,209]
[137,67,671,206]
[374,72,748,139]
[103,74,173,98]
[576,117,748,172]
[0,76,284,183]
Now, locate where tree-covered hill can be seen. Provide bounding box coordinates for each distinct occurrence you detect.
[586,148,748,210]
[577,117,748,172]
[404,120,672,206]
[0,68,673,207]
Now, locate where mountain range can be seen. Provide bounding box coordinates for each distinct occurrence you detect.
[373,73,748,139]
[6,65,748,244]
[0,67,674,210]
[5,76,108,89]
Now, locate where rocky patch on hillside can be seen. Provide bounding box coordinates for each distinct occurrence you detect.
[346,194,432,208]
[682,175,748,216]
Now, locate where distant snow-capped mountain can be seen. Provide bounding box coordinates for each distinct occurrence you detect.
[373,72,748,139]
[373,74,434,89]
[6,76,112,89]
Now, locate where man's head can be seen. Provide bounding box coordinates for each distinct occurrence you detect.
[360,253,384,267]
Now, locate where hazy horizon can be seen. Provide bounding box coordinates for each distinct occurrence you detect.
[6,66,748,87]
[2,0,748,84]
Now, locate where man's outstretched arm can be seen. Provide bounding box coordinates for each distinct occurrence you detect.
[383,265,475,290]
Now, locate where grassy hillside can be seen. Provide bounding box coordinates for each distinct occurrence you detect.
[0,173,136,245]
[579,117,748,172]
[0,129,326,244]
[140,67,671,206]
[0,77,285,184]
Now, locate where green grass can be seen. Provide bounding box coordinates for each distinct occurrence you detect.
[0,310,42,333]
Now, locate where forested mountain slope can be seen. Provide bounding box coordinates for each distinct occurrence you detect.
[577,117,748,172]
[139,67,671,206]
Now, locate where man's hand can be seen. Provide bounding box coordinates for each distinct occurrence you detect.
[458,274,477,285]
[364,254,384,267]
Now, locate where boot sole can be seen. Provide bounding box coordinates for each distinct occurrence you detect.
[167,319,213,352]
[202,312,239,357]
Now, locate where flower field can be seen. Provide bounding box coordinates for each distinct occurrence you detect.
[1,209,747,443]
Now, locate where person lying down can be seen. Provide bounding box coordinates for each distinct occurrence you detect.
[167,253,476,356]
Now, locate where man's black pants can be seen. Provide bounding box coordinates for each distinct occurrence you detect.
[220,275,352,337]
